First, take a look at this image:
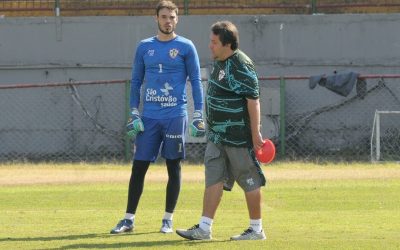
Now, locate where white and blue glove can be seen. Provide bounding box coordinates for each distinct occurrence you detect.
[126,108,144,137]
[189,110,205,137]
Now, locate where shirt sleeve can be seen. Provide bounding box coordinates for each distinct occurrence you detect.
[185,40,203,111]
[130,42,145,109]
[230,61,259,99]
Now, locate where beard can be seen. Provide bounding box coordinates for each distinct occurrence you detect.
[158,22,174,35]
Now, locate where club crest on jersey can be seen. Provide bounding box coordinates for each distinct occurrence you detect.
[169,48,179,59]
[218,70,225,81]
[147,50,155,56]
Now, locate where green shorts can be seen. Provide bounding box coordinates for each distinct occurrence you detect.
[204,141,266,192]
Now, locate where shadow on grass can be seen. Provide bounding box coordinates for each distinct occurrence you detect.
[0,231,153,242]
[54,239,219,249]
[2,232,228,249]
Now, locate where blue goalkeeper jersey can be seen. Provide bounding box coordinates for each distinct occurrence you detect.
[130,35,203,119]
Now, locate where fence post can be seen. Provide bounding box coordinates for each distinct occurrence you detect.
[124,80,132,162]
[311,0,317,14]
[55,0,60,16]
[279,76,286,158]
[184,0,189,15]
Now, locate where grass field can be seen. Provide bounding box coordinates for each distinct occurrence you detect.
[1,162,400,250]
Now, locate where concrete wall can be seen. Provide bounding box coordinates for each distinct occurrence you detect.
[1,14,399,84]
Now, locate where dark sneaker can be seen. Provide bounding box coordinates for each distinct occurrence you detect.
[110,219,134,234]
[160,219,173,233]
[230,227,266,240]
[176,224,212,240]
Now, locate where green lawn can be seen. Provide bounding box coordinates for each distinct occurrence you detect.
[0,163,399,249]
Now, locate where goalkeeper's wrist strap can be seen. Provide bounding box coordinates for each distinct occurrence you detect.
[193,110,203,119]
[130,108,140,116]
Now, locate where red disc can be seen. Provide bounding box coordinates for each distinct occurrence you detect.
[255,139,276,164]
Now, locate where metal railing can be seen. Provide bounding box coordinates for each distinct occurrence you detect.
[269,74,400,162]
[0,79,131,162]
[1,73,399,162]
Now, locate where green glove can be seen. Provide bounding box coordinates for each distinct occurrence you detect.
[126,108,144,137]
[189,110,205,137]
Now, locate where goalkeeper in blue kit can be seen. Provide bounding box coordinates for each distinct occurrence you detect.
[110,0,205,234]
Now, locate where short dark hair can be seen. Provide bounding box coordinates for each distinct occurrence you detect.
[211,21,239,50]
[156,1,179,16]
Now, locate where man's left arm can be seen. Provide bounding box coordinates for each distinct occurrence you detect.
[247,98,263,150]
[185,41,203,111]
[186,41,205,137]
[235,61,263,149]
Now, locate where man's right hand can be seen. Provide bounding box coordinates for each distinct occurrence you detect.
[126,108,144,137]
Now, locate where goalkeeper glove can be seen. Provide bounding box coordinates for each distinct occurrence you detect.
[189,110,205,137]
[126,108,144,137]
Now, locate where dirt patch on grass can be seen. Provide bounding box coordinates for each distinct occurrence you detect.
[266,168,400,180]
[1,165,400,186]
[0,167,201,186]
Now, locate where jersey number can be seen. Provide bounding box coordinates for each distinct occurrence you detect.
[158,64,163,73]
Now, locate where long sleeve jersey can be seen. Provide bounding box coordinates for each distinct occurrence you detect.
[130,35,203,119]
